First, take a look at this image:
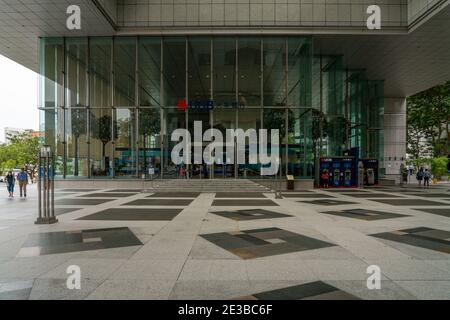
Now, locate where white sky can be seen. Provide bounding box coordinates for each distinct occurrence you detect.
[0,54,39,143]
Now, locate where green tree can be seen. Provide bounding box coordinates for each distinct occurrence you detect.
[92,114,112,160]
[0,132,40,178]
[407,81,450,158]
[70,108,87,176]
[431,156,449,178]
[139,109,161,173]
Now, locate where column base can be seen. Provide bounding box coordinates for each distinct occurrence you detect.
[35,217,58,225]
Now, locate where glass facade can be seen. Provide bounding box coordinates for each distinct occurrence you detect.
[39,36,384,180]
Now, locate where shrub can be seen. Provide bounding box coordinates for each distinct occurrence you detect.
[431,157,449,178]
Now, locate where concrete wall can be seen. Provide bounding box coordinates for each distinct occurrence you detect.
[384,98,407,182]
[116,0,408,28]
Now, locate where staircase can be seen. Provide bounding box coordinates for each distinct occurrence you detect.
[149,179,271,192]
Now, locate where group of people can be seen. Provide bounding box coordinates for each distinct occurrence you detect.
[415,167,432,188]
[4,168,29,198]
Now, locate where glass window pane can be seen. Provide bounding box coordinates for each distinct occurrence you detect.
[90,108,113,177]
[114,108,136,177]
[139,108,161,176]
[163,37,186,107]
[263,38,286,107]
[65,38,88,108]
[188,37,211,103]
[90,37,112,108]
[139,37,161,107]
[238,37,261,107]
[115,37,136,106]
[213,37,236,107]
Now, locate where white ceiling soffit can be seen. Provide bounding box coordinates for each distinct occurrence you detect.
[0,0,449,97]
[0,0,114,71]
[314,2,450,97]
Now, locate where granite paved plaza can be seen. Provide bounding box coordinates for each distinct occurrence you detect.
[0,183,450,300]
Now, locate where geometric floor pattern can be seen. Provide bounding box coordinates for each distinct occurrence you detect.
[210,209,293,221]
[235,281,360,300]
[16,227,142,257]
[2,183,450,300]
[370,227,450,254]
[321,209,409,221]
[200,227,335,259]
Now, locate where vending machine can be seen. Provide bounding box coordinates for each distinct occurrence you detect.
[361,159,379,186]
[319,157,358,188]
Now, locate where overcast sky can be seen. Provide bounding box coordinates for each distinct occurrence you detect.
[0,54,39,143]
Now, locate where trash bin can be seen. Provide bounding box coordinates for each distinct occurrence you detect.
[286,175,294,190]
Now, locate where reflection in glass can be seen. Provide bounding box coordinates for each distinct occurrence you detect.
[114,108,136,177]
[91,108,114,177]
[263,38,286,107]
[139,108,161,176]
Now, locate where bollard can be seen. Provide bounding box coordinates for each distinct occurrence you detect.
[35,145,58,225]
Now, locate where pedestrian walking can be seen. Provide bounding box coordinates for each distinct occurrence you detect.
[321,169,329,188]
[423,169,431,188]
[17,168,28,198]
[5,171,15,198]
[416,167,424,186]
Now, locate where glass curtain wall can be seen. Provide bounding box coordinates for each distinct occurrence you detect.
[40,36,384,180]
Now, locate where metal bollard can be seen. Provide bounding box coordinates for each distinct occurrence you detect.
[35,145,58,225]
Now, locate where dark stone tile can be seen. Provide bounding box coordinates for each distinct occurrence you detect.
[210,209,292,221]
[405,193,450,199]
[55,198,115,206]
[368,199,446,206]
[299,199,359,206]
[57,189,99,192]
[322,209,408,221]
[122,199,193,206]
[78,193,138,198]
[106,189,142,193]
[345,193,404,198]
[282,193,335,199]
[371,227,450,254]
[414,208,450,217]
[215,192,267,198]
[19,227,143,256]
[55,207,83,216]
[212,200,278,207]
[323,189,367,193]
[200,227,335,259]
[250,281,359,300]
[147,192,200,198]
[77,208,182,221]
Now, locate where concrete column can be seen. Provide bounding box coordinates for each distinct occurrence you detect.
[383,98,407,183]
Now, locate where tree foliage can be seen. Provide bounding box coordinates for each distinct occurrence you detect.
[407,81,450,158]
[0,132,40,174]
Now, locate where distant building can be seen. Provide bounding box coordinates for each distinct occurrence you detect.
[4,127,40,144]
